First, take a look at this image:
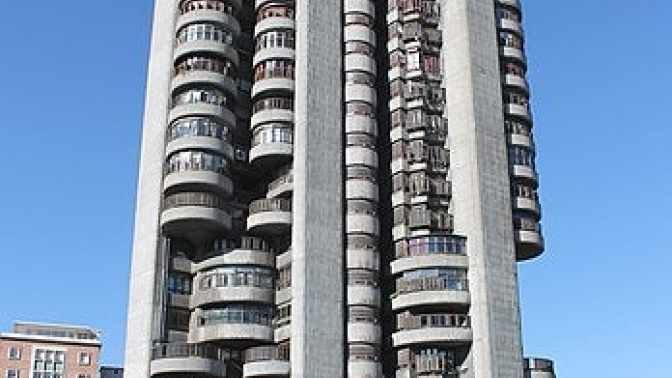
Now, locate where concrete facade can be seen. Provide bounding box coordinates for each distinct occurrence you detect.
[124,1,554,378]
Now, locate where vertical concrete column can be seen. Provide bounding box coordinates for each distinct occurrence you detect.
[123,2,177,378]
[442,0,524,377]
[290,0,344,377]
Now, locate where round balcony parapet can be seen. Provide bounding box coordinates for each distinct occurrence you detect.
[247,198,292,235]
[174,40,240,69]
[150,342,233,377]
[176,9,242,37]
[171,71,238,99]
[254,16,295,37]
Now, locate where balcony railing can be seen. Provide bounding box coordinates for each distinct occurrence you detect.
[249,198,292,215]
[164,192,228,211]
[151,342,238,361]
[395,235,466,259]
[396,277,468,294]
[244,345,289,363]
[397,312,470,331]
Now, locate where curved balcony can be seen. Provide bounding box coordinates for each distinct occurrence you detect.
[247,198,292,235]
[243,346,290,378]
[253,47,295,68]
[254,17,295,37]
[392,278,470,311]
[347,285,381,307]
[500,46,526,65]
[346,249,379,271]
[346,179,378,202]
[391,254,468,276]
[249,141,293,169]
[345,53,376,75]
[161,193,232,237]
[163,169,233,197]
[498,18,523,36]
[392,314,472,347]
[194,323,273,344]
[150,342,230,377]
[165,136,233,161]
[503,73,529,94]
[508,132,534,149]
[498,0,521,11]
[171,71,238,99]
[515,229,545,261]
[192,286,274,308]
[346,213,379,236]
[510,164,539,185]
[267,172,293,198]
[174,40,240,70]
[344,114,377,136]
[505,103,533,123]
[513,196,541,217]
[344,24,376,45]
[195,250,275,273]
[525,357,556,378]
[345,83,376,105]
[169,102,236,129]
[344,0,375,17]
[345,146,378,168]
[252,77,295,99]
[348,322,381,345]
[176,10,241,37]
[181,0,242,14]
[348,360,381,378]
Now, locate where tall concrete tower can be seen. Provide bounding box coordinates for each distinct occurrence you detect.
[124,1,552,378]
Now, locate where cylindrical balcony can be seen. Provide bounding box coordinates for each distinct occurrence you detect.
[194,307,274,344]
[174,23,240,67]
[505,103,533,123]
[250,97,293,130]
[243,346,290,378]
[267,172,293,199]
[172,71,238,101]
[247,198,292,235]
[163,150,233,196]
[392,313,473,348]
[503,73,529,94]
[347,360,382,378]
[176,9,241,38]
[150,342,231,377]
[348,322,381,345]
[249,123,293,169]
[392,277,470,311]
[161,192,232,237]
[524,357,556,378]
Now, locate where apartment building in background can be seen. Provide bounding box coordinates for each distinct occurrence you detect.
[124,0,557,377]
[1,322,100,378]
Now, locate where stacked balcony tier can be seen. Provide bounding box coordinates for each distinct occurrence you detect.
[250,2,296,171]
[496,1,544,260]
[344,1,382,376]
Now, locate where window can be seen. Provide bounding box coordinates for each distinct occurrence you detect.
[77,374,91,378]
[7,370,19,378]
[32,350,64,378]
[78,352,90,366]
[7,347,21,360]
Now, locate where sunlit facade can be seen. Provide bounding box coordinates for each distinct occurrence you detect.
[124,1,554,377]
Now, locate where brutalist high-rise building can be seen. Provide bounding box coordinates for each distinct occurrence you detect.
[124,0,556,377]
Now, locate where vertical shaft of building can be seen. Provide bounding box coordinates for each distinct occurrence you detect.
[290,0,345,375]
[343,0,383,377]
[124,2,178,377]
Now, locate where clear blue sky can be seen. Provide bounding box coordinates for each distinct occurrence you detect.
[0,1,670,377]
